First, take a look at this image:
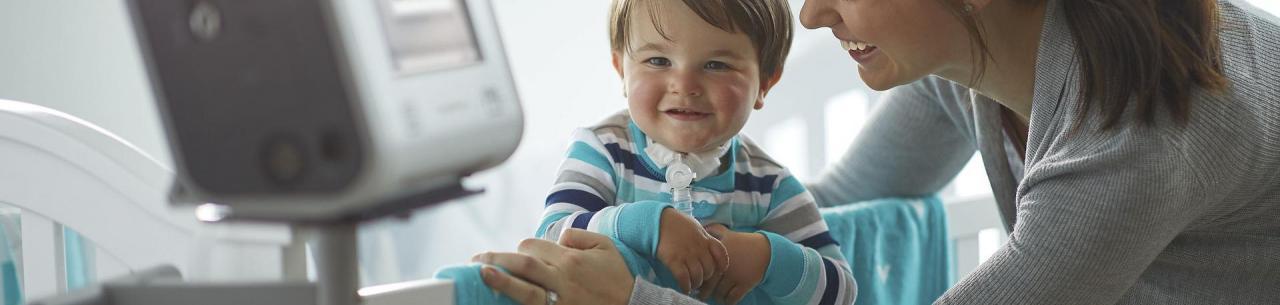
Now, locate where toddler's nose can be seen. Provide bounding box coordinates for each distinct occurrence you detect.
[668,71,703,97]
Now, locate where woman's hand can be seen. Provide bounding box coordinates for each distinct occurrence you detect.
[698,224,770,305]
[473,229,636,305]
[657,208,731,294]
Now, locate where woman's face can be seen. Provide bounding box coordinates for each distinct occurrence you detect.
[799,0,973,90]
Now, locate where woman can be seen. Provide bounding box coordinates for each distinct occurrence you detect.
[474,0,1280,304]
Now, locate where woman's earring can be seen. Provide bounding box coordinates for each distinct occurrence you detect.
[962,2,974,14]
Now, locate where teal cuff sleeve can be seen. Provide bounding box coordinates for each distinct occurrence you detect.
[757,231,808,298]
[613,200,672,257]
[434,264,519,305]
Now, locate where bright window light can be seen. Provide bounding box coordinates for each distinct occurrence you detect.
[977,228,1005,264]
[764,117,810,180]
[951,155,991,198]
[1246,0,1280,17]
[823,90,869,167]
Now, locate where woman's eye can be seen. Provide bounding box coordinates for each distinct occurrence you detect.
[645,57,671,66]
[705,61,730,70]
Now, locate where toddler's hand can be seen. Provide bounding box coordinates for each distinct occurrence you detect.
[656,208,729,294]
[698,224,769,305]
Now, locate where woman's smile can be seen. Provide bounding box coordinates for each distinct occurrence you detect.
[841,39,880,65]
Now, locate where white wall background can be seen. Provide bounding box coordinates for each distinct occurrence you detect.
[2,0,1277,287]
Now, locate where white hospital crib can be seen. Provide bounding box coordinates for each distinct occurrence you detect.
[0,99,298,303]
[0,98,1007,304]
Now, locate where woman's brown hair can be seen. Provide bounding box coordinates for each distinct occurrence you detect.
[953,0,1228,130]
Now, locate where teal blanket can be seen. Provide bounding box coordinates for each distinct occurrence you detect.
[820,196,954,305]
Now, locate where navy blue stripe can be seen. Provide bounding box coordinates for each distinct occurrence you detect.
[819,258,840,305]
[571,212,595,229]
[545,189,609,211]
[799,232,839,249]
[733,172,777,194]
[603,143,663,181]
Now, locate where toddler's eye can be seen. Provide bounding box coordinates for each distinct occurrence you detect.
[704,61,730,71]
[645,57,671,67]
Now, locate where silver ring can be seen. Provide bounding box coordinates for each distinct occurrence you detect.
[545,288,559,305]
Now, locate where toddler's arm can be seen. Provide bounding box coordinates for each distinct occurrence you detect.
[754,172,858,305]
[535,128,670,257]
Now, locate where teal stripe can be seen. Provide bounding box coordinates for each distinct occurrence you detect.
[616,182,667,203]
[567,142,616,176]
[616,181,635,203]
[769,176,806,211]
[816,245,848,263]
[535,212,574,238]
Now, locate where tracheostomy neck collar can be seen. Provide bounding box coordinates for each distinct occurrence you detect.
[643,137,732,184]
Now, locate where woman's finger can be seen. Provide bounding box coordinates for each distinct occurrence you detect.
[472,251,559,291]
[478,266,548,305]
[517,238,571,262]
[558,228,616,251]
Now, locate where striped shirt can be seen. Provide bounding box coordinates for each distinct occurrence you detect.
[538,111,857,305]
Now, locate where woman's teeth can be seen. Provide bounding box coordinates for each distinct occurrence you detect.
[841,40,876,51]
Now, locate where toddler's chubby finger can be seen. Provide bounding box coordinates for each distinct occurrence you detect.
[725,284,752,305]
[703,225,732,271]
[698,272,723,300]
[671,261,692,294]
[688,258,706,291]
[702,241,727,278]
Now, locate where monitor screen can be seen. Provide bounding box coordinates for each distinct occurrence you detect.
[379,0,482,75]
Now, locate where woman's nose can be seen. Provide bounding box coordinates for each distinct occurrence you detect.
[799,0,838,29]
[668,70,703,97]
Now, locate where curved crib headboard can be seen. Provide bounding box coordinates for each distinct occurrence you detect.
[0,99,293,301]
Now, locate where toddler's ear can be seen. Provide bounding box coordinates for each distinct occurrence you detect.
[612,52,627,97]
[756,70,783,110]
[611,52,625,77]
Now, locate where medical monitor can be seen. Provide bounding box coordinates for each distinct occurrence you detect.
[128,0,523,222]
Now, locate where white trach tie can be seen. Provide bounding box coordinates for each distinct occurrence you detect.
[643,137,731,180]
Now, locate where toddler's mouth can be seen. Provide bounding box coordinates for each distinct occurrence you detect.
[663,108,711,121]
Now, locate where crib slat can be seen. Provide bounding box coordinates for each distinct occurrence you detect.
[19,215,63,299]
[953,236,981,281]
